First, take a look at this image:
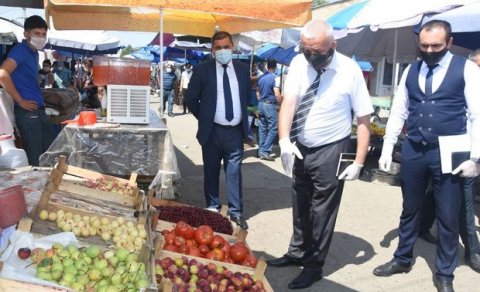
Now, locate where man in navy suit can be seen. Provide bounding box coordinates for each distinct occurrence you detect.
[184,31,251,229]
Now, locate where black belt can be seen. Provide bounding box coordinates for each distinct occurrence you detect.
[214,123,240,129]
[260,99,276,104]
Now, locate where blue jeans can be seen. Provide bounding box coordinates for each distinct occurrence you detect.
[162,89,175,114]
[14,107,53,166]
[258,101,278,156]
[460,177,480,257]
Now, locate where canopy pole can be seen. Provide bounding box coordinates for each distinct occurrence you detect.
[159,9,164,118]
[390,28,398,109]
[250,45,255,75]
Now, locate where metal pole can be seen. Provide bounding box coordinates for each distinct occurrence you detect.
[389,28,398,109]
[159,9,164,118]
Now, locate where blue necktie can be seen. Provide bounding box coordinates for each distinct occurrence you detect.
[290,69,325,142]
[425,64,438,96]
[222,64,234,121]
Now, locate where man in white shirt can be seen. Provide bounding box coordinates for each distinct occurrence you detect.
[266,19,372,290]
[373,20,480,292]
[180,63,193,114]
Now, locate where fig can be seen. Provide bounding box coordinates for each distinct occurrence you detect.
[17,247,31,260]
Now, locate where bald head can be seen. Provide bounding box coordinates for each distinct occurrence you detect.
[301,19,334,44]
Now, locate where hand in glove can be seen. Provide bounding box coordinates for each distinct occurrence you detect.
[339,162,364,180]
[279,138,303,176]
[452,160,480,177]
[378,143,394,173]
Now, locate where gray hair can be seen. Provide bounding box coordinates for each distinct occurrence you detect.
[301,19,334,43]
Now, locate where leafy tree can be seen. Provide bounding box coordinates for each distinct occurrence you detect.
[312,0,327,8]
[120,45,136,57]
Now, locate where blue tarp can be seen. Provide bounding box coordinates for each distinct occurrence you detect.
[326,1,368,30]
[131,45,207,63]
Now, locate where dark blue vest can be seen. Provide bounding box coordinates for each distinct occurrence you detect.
[405,55,467,144]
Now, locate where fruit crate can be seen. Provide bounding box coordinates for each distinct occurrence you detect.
[155,250,273,292]
[148,193,248,242]
[0,277,71,292]
[54,156,142,209]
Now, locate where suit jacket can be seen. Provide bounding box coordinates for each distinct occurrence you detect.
[185,59,251,146]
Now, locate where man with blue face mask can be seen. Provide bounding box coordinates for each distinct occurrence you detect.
[0,15,53,166]
[185,31,252,230]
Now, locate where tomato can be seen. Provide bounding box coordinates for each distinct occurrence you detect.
[185,239,198,248]
[209,235,225,249]
[177,244,189,254]
[221,241,231,258]
[206,248,225,261]
[188,246,201,257]
[244,253,258,268]
[194,225,214,245]
[175,221,195,239]
[164,233,176,246]
[198,244,210,255]
[173,236,186,247]
[223,257,234,264]
[163,245,177,252]
[230,242,249,263]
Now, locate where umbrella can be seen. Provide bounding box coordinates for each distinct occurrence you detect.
[148,33,175,47]
[44,0,313,36]
[420,1,480,50]
[47,29,121,53]
[0,17,23,45]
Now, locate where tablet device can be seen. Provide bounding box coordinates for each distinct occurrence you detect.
[336,153,356,177]
[451,151,470,171]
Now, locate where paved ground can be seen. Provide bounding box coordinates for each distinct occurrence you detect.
[157,103,478,292]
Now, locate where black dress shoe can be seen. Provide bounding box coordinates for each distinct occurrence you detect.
[267,255,302,267]
[288,269,322,289]
[373,260,411,277]
[465,253,480,272]
[418,231,437,244]
[230,216,248,229]
[434,279,454,292]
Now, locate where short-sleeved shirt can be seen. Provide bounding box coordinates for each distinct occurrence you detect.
[257,72,277,101]
[285,51,373,147]
[181,70,193,89]
[7,40,44,107]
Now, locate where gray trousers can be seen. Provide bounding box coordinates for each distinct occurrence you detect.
[287,136,350,272]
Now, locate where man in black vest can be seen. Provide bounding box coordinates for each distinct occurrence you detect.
[373,20,480,292]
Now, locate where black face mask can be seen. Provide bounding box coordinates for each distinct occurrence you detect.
[419,47,448,66]
[303,48,334,71]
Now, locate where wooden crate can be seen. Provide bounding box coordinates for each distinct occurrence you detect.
[155,250,273,292]
[53,156,142,209]
[0,277,72,292]
[148,192,248,242]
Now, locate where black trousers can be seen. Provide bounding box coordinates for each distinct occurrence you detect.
[286,137,350,272]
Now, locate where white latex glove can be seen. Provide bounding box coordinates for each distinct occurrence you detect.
[279,138,303,176]
[378,142,394,173]
[452,160,480,177]
[339,162,363,180]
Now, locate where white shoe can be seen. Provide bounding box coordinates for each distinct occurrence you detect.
[205,207,219,213]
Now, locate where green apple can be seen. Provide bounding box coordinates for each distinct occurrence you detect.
[138,262,145,272]
[155,264,164,276]
[114,248,129,262]
[135,278,149,289]
[103,249,115,259]
[75,259,88,272]
[62,272,76,284]
[77,274,90,285]
[51,269,63,281]
[96,278,110,287]
[36,271,52,281]
[52,243,64,251]
[127,261,139,273]
[108,256,119,267]
[105,286,120,292]
[62,258,74,267]
[94,259,108,270]
[88,268,102,281]
[86,245,101,258]
[110,273,122,285]
[57,249,70,259]
[66,244,78,255]
[125,253,138,263]
[63,265,77,275]
[70,282,84,291]
[97,285,108,292]
[101,266,114,277]
[36,266,51,273]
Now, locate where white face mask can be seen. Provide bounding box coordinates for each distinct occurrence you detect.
[166,68,173,73]
[29,36,47,50]
[215,49,232,65]
[186,68,192,72]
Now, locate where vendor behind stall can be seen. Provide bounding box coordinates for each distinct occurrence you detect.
[80,59,100,109]
[0,15,53,166]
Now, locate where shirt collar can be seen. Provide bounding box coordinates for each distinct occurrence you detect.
[216,61,232,69]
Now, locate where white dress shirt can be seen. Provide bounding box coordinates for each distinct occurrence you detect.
[181,70,193,89]
[284,51,373,147]
[384,51,480,157]
[214,61,242,126]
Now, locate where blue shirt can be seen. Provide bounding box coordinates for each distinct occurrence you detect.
[257,72,276,101]
[7,40,44,107]
[162,72,177,91]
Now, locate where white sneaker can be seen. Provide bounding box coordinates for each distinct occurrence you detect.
[205,207,219,213]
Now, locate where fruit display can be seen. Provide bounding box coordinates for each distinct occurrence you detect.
[157,206,233,235]
[72,177,136,196]
[31,243,150,292]
[38,209,147,252]
[161,222,258,268]
[156,256,266,292]
[370,122,386,137]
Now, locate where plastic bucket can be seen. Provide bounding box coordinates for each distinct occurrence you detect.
[0,185,27,228]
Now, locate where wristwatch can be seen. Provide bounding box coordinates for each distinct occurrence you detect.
[470,157,480,164]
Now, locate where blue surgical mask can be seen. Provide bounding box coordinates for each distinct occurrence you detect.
[215,49,232,65]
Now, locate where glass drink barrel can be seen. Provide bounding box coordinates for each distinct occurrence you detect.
[92,56,150,86]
